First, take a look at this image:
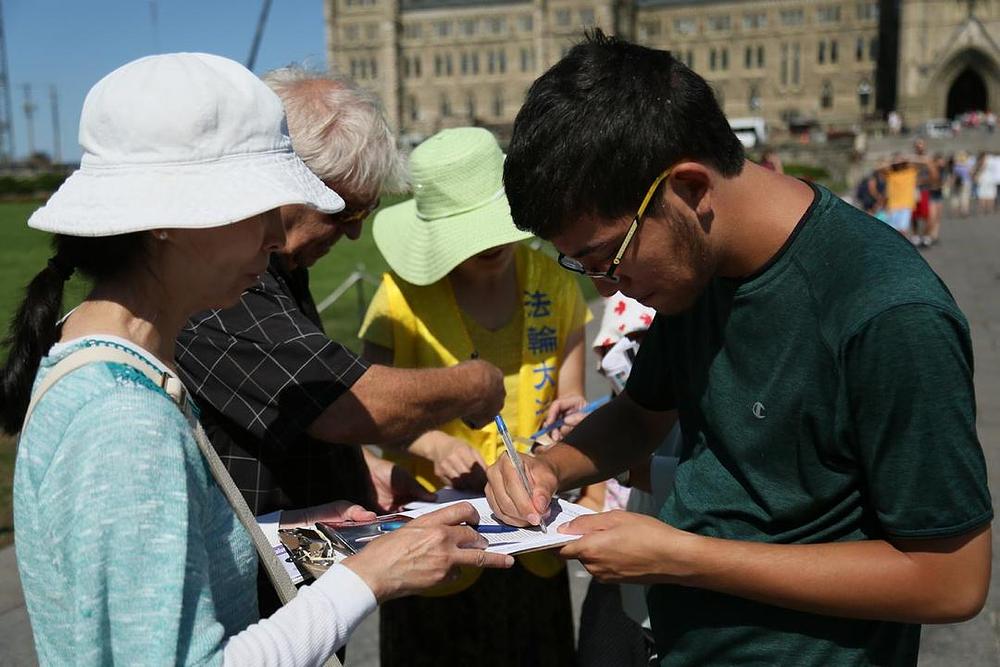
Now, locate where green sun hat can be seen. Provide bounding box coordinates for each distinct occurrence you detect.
[373,127,533,286]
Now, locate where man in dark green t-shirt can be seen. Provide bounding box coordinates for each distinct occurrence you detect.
[484,32,992,666]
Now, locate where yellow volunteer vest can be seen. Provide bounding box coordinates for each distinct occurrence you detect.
[382,245,578,593]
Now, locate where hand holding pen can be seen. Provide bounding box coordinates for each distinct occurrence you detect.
[485,415,561,530]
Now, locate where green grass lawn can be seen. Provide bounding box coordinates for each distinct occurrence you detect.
[0,199,594,547]
[0,200,395,547]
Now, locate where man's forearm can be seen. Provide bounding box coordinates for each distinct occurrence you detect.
[645,523,991,624]
[542,392,674,491]
[307,362,499,445]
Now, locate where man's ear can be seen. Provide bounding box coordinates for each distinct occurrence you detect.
[668,163,713,220]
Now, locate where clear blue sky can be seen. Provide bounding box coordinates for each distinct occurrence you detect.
[4,0,328,163]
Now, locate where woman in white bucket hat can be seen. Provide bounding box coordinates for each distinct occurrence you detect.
[2,53,510,666]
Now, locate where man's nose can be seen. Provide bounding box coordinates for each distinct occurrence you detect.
[594,278,620,298]
[343,219,364,241]
[265,212,286,251]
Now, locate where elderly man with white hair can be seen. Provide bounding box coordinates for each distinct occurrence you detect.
[175,67,506,616]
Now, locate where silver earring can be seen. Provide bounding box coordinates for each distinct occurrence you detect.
[157,232,168,241]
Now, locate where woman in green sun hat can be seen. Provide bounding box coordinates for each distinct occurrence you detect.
[360,126,590,665]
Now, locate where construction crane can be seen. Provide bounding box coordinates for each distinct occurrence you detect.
[0,0,14,165]
[49,85,61,165]
[246,0,273,72]
[22,83,36,157]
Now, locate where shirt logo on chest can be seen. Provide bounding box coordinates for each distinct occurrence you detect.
[751,401,767,419]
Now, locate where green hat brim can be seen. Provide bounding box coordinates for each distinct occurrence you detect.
[373,193,533,286]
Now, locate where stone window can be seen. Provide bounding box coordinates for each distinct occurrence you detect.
[434,21,452,37]
[821,81,834,109]
[856,37,864,62]
[817,5,841,24]
[830,39,838,64]
[488,17,506,34]
[519,14,533,32]
[520,47,535,72]
[345,25,359,41]
[493,89,504,117]
[710,48,728,71]
[365,23,378,40]
[555,8,571,27]
[780,43,788,85]
[435,53,453,76]
[757,45,765,67]
[742,12,766,30]
[674,17,696,35]
[580,8,595,26]
[440,94,452,117]
[748,84,761,111]
[403,23,421,39]
[743,12,767,30]
[639,20,661,39]
[856,2,878,21]
[708,15,731,32]
[780,9,803,26]
[792,43,801,85]
[460,19,477,36]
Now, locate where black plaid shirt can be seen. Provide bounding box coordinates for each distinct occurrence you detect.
[176,255,372,517]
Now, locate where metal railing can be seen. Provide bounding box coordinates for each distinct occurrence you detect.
[316,263,380,327]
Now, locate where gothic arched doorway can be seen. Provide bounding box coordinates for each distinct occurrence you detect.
[947,68,988,118]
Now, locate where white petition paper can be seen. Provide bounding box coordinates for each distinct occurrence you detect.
[400,493,595,555]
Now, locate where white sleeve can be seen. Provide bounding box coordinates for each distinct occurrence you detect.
[222,564,377,666]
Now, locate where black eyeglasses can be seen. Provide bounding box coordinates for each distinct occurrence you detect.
[557,167,673,283]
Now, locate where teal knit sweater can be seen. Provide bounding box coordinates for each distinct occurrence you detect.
[14,338,258,665]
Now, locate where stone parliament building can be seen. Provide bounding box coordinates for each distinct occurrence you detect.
[324,0,1000,142]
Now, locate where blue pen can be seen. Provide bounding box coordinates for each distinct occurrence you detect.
[473,524,518,534]
[378,521,515,534]
[530,394,612,439]
[495,414,547,533]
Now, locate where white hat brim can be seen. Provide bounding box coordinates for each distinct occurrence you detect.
[28,150,344,237]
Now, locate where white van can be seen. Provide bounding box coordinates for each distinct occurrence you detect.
[729,117,768,148]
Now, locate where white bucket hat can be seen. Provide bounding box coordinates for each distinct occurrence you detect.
[29,52,344,237]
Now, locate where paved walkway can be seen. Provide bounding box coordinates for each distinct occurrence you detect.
[1,210,998,665]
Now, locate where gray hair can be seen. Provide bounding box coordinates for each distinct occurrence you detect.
[262,66,407,201]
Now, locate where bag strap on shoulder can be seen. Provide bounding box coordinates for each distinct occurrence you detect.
[21,344,308,610]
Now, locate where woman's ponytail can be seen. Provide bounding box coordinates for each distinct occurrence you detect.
[0,253,74,433]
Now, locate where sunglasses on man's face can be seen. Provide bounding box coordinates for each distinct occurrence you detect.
[330,198,380,227]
